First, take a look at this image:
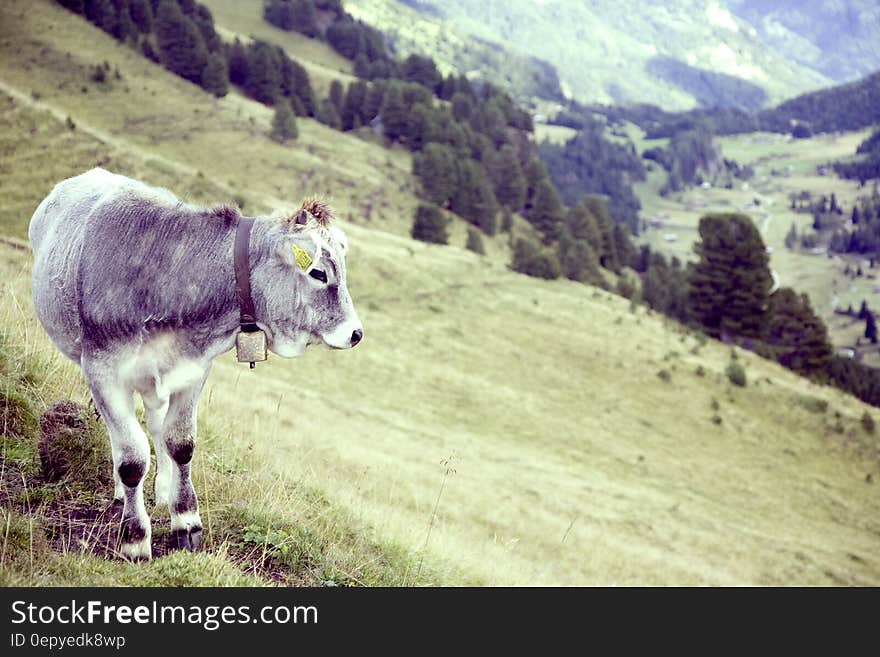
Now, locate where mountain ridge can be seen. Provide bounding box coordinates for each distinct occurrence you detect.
[347,0,880,112]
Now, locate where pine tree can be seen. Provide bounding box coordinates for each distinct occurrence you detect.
[401,54,441,92]
[379,83,407,142]
[85,0,118,35]
[264,0,294,30]
[451,160,498,235]
[341,80,367,131]
[451,92,474,122]
[411,204,449,245]
[270,101,298,143]
[403,103,435,149]
[465,226,486,255]
[353,52,370,79]
[486,144,526,212]
[511,238,560,280]
[279,55,315,115]
[128,0,152,32]
[329,80,344,113]
[155,0,208,84]
[525,179,564,244]
[866,311,878,344]
[201,52,229,97]
[58,0,85,13]
[245,42,281,105]
[764,288,832,376]
[292,0,319,37]
[688,213,773,340]
[580,196,619,271]
[362,81,385,123]
[227,38,249,86]
[413,143,458,207]
[316,98,342,129]
[112,0,139,43]
[557,226,600,283]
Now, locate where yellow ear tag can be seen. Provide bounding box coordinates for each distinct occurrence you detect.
[291,244,312,271]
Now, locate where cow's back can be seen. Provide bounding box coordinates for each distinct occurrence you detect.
[29,168,167,363]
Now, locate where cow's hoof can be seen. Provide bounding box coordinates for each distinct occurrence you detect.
[119,536,152,562]
[173,526,202,552]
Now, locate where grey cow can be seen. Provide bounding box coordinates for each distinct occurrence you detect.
[29,168,363,561]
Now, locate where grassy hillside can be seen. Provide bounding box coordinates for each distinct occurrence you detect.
[1,0,879,586]
[347,0,832,111]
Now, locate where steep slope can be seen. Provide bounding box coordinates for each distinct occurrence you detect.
[347,0,833,110]
[1,0,879,585]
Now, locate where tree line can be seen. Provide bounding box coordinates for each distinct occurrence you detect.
[556,70,880,141]
[833,128,880,184]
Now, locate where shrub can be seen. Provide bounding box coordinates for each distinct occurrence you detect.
[862,411,875,434]
[511,238,561,280]
[411,204,449,245]
[726,361,747,387]
[799,395,828,414]
[657,369,671,382]
[270,102,298,143]
[465,226,485,255]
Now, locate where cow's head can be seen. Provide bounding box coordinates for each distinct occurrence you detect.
[254,200,362,358]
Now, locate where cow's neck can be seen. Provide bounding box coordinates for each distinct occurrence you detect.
[187,217,274,362]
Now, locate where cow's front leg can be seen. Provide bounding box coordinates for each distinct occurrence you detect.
[142,392,171,507]
[162,373,208,551]
[83,356,152,561]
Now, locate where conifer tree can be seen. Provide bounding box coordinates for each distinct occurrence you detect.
[362,82,385,123]
[227,38,249,86]
[867,311,878,344]
[688,213,773,340]
[245,42,281,104]
[764,288,832,375]
[128,0,152,32]
[466,226,486,255]
[201,52,229,97]
[379,83,407,142]
[451,160,498,235]
[411,204,449,245]
[270,101,298,143]
[329,80,344,113]
[525,179,564,244]
[511,238,561,280]
[292,0,319,37]
[112,0,139,43]
[413,143,458,207]
[155,0,208,84]
[580,196,620,272]
[353,52,370,78]
[486,144,526,212]
[86,0,118,35]
[341,80,367,131]
[317,98,342,129]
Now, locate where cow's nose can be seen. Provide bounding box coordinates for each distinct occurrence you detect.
[350,328,363,347]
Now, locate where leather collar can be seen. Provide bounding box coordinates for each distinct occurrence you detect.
[233,216,258,332]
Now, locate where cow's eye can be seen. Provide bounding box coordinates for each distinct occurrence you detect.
[309,268,328,283]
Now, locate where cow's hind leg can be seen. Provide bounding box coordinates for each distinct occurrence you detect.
[162,372,208,551]
[83,355,152,561]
